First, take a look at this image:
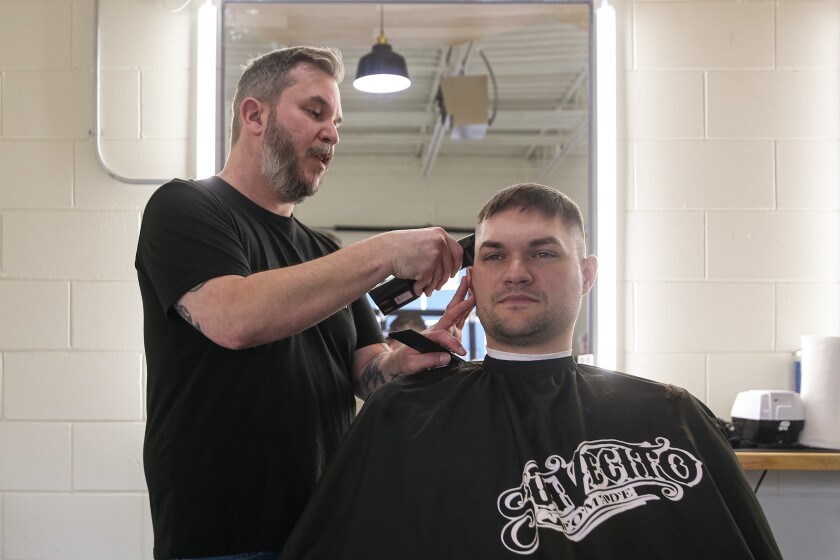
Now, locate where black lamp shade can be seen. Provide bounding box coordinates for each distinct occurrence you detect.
[354,43,411,93]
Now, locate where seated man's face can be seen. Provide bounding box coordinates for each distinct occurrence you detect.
[470,208,596,354]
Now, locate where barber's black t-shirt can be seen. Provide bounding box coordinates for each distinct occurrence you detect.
[135,177,384,559]
[281,357,783,560]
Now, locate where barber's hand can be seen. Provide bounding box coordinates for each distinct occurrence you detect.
[392,275,476,375]
[391,333,457,375]
[384,227,464,297]
[428,274,475,344]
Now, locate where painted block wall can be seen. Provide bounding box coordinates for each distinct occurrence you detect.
[0,0,838,559]
[616,1,840,558]
[1,1,173,558]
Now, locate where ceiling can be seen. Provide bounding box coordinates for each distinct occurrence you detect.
[222,2,591,178]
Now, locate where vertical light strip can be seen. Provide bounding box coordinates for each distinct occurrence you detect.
[196,0,218,178]
[596,0,618,370]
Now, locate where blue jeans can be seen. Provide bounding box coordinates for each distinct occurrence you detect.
[177,553,280,560]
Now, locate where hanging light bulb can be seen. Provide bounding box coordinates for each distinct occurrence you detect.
[353,5,411,94]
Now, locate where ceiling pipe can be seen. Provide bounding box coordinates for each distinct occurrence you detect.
[524,66,589,160]
[537,119,587,181]
[92,0,168,184]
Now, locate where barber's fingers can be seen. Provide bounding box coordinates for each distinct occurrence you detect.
[401,352,453,374]
[387,229,434,274]
[432,276,475,335]
[414,259,443,297]
[427,233,464,293]
[423,326,466,356]
[423,231,461,292]
[391,227,461,295]
[435,297,474,336]
[421,228,462,277]
[443,233,465,278]
[446,274,471,310]
[454,305,471,332]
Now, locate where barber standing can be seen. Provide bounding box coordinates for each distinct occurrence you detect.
[135,46,471,560]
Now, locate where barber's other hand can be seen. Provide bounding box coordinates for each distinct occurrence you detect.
[394,277,475,374]
[429,274,475,342]
[382,227,463,297]
[393,328,465,375]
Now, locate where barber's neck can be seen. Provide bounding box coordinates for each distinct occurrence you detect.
[218,151,295,217]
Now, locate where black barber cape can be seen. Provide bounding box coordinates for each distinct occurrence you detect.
[281,356,782,560]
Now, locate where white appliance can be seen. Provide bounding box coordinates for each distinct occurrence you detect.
[730,390,805,446]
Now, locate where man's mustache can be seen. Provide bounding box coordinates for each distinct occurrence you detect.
[308,144,334,163]
[493,290,541,303]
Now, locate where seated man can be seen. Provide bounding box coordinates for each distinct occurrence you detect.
[280,183,782,559]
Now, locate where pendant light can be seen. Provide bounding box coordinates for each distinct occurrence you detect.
[353,5,411,94]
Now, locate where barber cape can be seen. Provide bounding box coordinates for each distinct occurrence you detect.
[281,356,782,560]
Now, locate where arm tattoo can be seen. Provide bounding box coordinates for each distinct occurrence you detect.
[358,354,387,396]
[188,281,207,292]
[176,282,207,333]
[176,305,202,333]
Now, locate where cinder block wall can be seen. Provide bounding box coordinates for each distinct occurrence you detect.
[620,0,840,415]
[1,1,175,558]
[0,1,838,559]
[616,1,840,558]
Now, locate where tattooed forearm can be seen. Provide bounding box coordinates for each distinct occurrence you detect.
[358,354,388,397]
[176,305,202,333]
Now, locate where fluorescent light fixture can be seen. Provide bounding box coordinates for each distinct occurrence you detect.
[595,0,618,370]
[196,0,217,177]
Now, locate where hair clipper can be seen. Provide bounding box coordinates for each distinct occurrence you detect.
[369,234,475,315]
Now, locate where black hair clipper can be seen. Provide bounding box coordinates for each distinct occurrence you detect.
[369,234,475,315]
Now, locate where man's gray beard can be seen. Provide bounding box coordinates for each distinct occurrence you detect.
[261,118,320,204]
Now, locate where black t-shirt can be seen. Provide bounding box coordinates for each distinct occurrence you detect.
[135,177,384,559]
[281,356,782,560]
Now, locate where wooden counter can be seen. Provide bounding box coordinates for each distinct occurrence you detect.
[735,450,840,471]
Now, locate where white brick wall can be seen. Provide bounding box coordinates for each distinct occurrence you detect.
[0,142,74,208]
[0,1,838,559]
[634,2,775,69]
[0,1,183,558]
[0,281,69,349]
[0,423,71,491]
[619,2,840,558]
[2,210,139,279]
[72,422,146,491]
[777,141,840,209]
[708,70,840,138]
[4,494,145,560]
[4,352,143,420]
[634,140,775,209]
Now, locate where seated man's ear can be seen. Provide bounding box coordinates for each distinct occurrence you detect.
[581,255,598,295]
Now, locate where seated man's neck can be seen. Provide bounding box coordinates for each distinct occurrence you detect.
[485,348,572,361]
